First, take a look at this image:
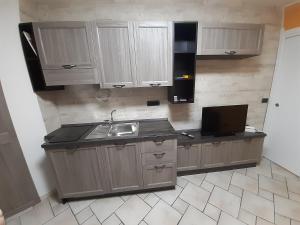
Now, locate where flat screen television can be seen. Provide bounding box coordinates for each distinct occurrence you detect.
[201,105,248,136]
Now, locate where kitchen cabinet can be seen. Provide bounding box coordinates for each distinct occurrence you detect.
[197,23,264,56]
[143,163,176,188]
[177,144,201,171]
[33,21,98,86]
[47,147,109,199]
[104,143,143,192]
[201,141,231,169]
[93,21,137,88]
[134,21,173,87]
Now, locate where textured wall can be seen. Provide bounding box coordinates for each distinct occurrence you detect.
[20,0,282,132]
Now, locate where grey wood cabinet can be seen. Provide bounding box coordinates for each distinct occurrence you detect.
[93,21,137,88]
[143,163,176,188]
[197,23,264,56]
[104,143,143,192]
[33,21,99,86]
[47,147,109,199]
[134,21,173,87]
[177,144,201,172]
[201,141,231,169]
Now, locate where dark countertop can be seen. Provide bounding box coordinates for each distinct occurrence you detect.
[176,129,267,145]
[42,118,178,150]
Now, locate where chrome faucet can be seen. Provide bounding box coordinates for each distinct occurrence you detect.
[110,109,117,123]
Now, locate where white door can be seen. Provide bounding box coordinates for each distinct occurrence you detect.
[263,28,300,176]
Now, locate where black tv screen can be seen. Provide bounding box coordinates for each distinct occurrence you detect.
[201,105,248,136]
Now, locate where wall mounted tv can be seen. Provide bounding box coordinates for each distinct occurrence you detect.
[201,105,248,136]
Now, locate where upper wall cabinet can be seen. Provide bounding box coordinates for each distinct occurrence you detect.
[197,23,264,57]
[134,22,173,87]
[93,21,137,88]
[33,22,99,86]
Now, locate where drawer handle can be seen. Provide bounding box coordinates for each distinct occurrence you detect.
[153,153,166,159]
[154,165,166,170]
[113,85,125,88]
[224,51,237,55]
[150,83,161,87]
[154,140,165,145]
[62,64,77,69]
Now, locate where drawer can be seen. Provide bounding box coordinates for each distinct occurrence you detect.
[43,68,99,86]
[141,139,177,153]
[142,150,176,165]
[143,163,176,188]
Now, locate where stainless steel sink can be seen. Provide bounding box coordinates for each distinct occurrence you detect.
[85,122,139,139]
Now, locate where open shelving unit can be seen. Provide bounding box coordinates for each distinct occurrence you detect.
[168,22,198,104]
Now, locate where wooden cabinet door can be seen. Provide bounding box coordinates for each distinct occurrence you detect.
[104,143,143,192]
[134,21,173,87]
[93,21,137,88]
[33,21,95,69]
[0,83,39,217]
[47,147,109,198]
[177,144,201,172]
[201,142,231,169]
[197,23,264,56]
[143,163,176,188]
[229,138,264,165]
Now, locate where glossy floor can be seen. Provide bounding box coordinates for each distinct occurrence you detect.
[7,158,300,225]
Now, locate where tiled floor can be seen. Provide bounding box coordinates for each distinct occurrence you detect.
[7,158,300,225]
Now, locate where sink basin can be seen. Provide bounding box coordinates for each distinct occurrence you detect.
[85,122,139,139]
[108,122,139,137]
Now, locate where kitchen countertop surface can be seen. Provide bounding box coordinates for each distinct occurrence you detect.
[42,118,178,150]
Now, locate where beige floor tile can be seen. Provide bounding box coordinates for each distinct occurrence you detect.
[120,195,132,202]
[272,174,286,183]
[102,214,121,225]
[179,206,216,225]
[180,182,210,211]
[6,217,21,225]
[139,221,148,225]
[137,193,149,200]
[204,203,220,221]
[172,198,189,214]
[271,163,298,179]
[291,220,300,225]
[205,172,231,190]
[259,176,288,198]
[20,199,54,225]
[289,192,300,202]
[259,189,274,201]
[144,193,159,207]
[48,194,69,216]
[287,179,300,195]
[155,185,183,205]
[82,216,101,225]
[144,200,181,225]
[247,159,272,178]
[231,172,258,194]
[256,217,275,225]
[229,185,243,197]
[177,177,188,188]
[275,214,290,225]
[44,209,77,225]
[209,187,241,218]
[274,195,300,221]
[235,168,247,175]
[69,199,95,214]
[201,181,214,192]
[218,212,247,225]
[90,197,124,222]
[246,169,259,180]
[75,207,93,224]
[238,209,256,225]
[182,174,206,186]
[116,195,151,225]
[241,191,274,223]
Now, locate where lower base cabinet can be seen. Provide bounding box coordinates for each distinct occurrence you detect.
[201,142,231,169]
[47,139,177,200]
[177,144,201,171]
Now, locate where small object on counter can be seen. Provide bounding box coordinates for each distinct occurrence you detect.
[181,132,195,139]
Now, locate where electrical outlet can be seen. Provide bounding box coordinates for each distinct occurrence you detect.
[261,98,269,103]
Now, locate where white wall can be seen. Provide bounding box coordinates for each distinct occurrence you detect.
[0,0,53,196]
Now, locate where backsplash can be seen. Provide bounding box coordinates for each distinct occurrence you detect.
[20,0,281,132]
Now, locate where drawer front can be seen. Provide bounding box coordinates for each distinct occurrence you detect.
[142,150,176,165]
[43,68,99,86]
[143,163,176,188]
[141,139,177,153]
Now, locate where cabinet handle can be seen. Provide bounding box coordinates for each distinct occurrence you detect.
[153,152,166,159]
[113,85,125,88]
[184,144,192,149]
[154,165,166,170]
[154,140,165,145]
[150,83,161,87]
[62,64,77,69]
[224,51,237,55]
